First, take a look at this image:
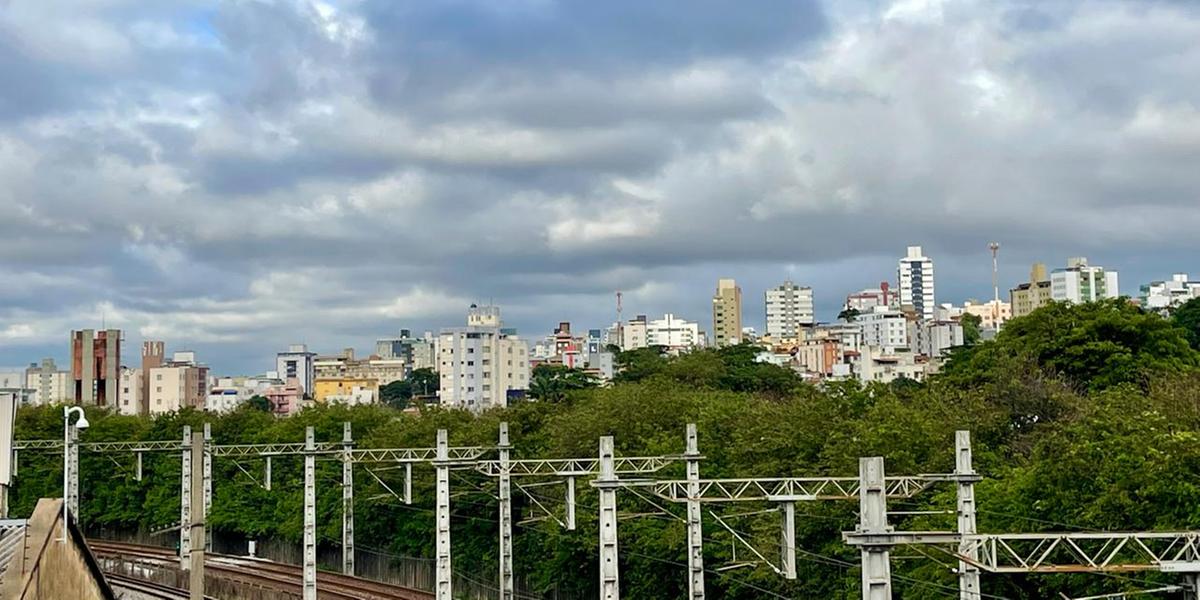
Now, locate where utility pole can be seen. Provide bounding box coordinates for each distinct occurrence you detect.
[956,431,981,599]
[596,436,620,600]
[989,242,1001,327]
[343,422,354,576]
[684,423,705,600]
[180,425,191,570]
[189,431,205,600]
[203,423,212,553]
[303,426,316,600]
[264,456,271,491]
[858,457,892,600]
[435,429,452,600]
[498,423,514,600]
[67,424,79,522]
[781,501,797,579]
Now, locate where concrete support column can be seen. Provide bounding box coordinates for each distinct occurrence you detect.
[264,456,272,491]
[203,423,212,553]
[781,501,797,580]
[342,422,354,576]
[303,426,316,600]
[180,425,191,570]
[435,429,452,600]
[498,423,514,600]
[858,457,892,600]
[188,431,205,600]
[684,423,705,600]
[597,436,620,600]
[955,431,981,600]
[565,476,576,531]
[67,425,79,520]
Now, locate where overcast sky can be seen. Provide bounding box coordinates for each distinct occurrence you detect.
[2,0,1199,374]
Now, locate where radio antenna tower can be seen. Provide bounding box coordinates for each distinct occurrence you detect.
[615,291,623,348]
[989,242,1001,326]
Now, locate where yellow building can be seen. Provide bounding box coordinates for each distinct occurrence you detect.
[712,278,743,347]
[313,377,379,404]
[1010,263,1053,318]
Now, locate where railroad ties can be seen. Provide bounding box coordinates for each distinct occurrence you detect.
[91,540,432,600]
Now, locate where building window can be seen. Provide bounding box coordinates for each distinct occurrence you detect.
[156,374,162,381]
[156,386,162,392]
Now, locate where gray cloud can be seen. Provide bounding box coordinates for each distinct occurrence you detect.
[2,0,1200,373]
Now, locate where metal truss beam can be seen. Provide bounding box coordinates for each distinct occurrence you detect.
[348,446,486,463]
[648,475,957,502]
[17,438,486,462]
[476,456,679,477]
[958,532,1200,574]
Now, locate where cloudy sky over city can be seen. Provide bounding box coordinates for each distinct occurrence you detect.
[2,0,1199,372]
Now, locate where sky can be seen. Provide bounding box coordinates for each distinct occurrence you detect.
[2,0,1200,375]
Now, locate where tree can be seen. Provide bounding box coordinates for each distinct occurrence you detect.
[528,364,599,403]
[612,346,668,383]
[960,312,983,346]
[246,395,272,412]
[407,368,439,400]
[942,299,1200,391]
[1173,297,1200,350]
[838,307,861,322]
[379,380,413,409]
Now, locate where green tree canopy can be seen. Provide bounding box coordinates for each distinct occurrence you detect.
[528,364,599,403]
[407,368,439,399]
[960,312,982,346]
[942,299,1200,392]
[379,380,413,409]
[1172,296,1200,351]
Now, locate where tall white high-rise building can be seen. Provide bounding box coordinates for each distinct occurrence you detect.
[1051,258,1119,304]
[765,281,814,338]
[898,246,936,320]
[438,304,529,412]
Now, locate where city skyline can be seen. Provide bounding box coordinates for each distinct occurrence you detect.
[0,248,1176,375]
[3,1,1200,373]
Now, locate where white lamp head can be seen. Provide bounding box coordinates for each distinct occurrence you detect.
[75,415,89,429]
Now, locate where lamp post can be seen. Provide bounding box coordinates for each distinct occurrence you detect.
[62,405,89,543]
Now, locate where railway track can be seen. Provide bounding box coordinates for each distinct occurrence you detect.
[91,540,434,600]
[107,572,192,599]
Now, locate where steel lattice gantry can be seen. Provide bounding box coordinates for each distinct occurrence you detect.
[843,434,1200,600]
[473,424,685,600]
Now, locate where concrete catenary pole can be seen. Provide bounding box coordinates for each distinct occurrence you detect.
[303,426,316,600]
[858,457,892,600]
[435,429,452,600]
[67,424,79,522]
[189,431,206,600]
[565,475,576,530]
[180,425,191,570]
[597,436,620,600]
[781,501,797,579]
[684,423,705,599]
[956,431,981,599]
[498,423,514,600]
[343,422,355,576]
[203,423,212,553]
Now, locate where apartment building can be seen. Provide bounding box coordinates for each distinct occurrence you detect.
[898,246,936,320]
[1051,258,1119,303]
[438,305,529,411]
[765,280,815,338]
[712,278,743,347]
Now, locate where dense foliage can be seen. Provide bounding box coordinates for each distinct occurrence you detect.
[12,300,1200,599]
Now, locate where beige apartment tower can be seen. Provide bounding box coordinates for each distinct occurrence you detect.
[1010,263,1053,318]
[712,278,743,347]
